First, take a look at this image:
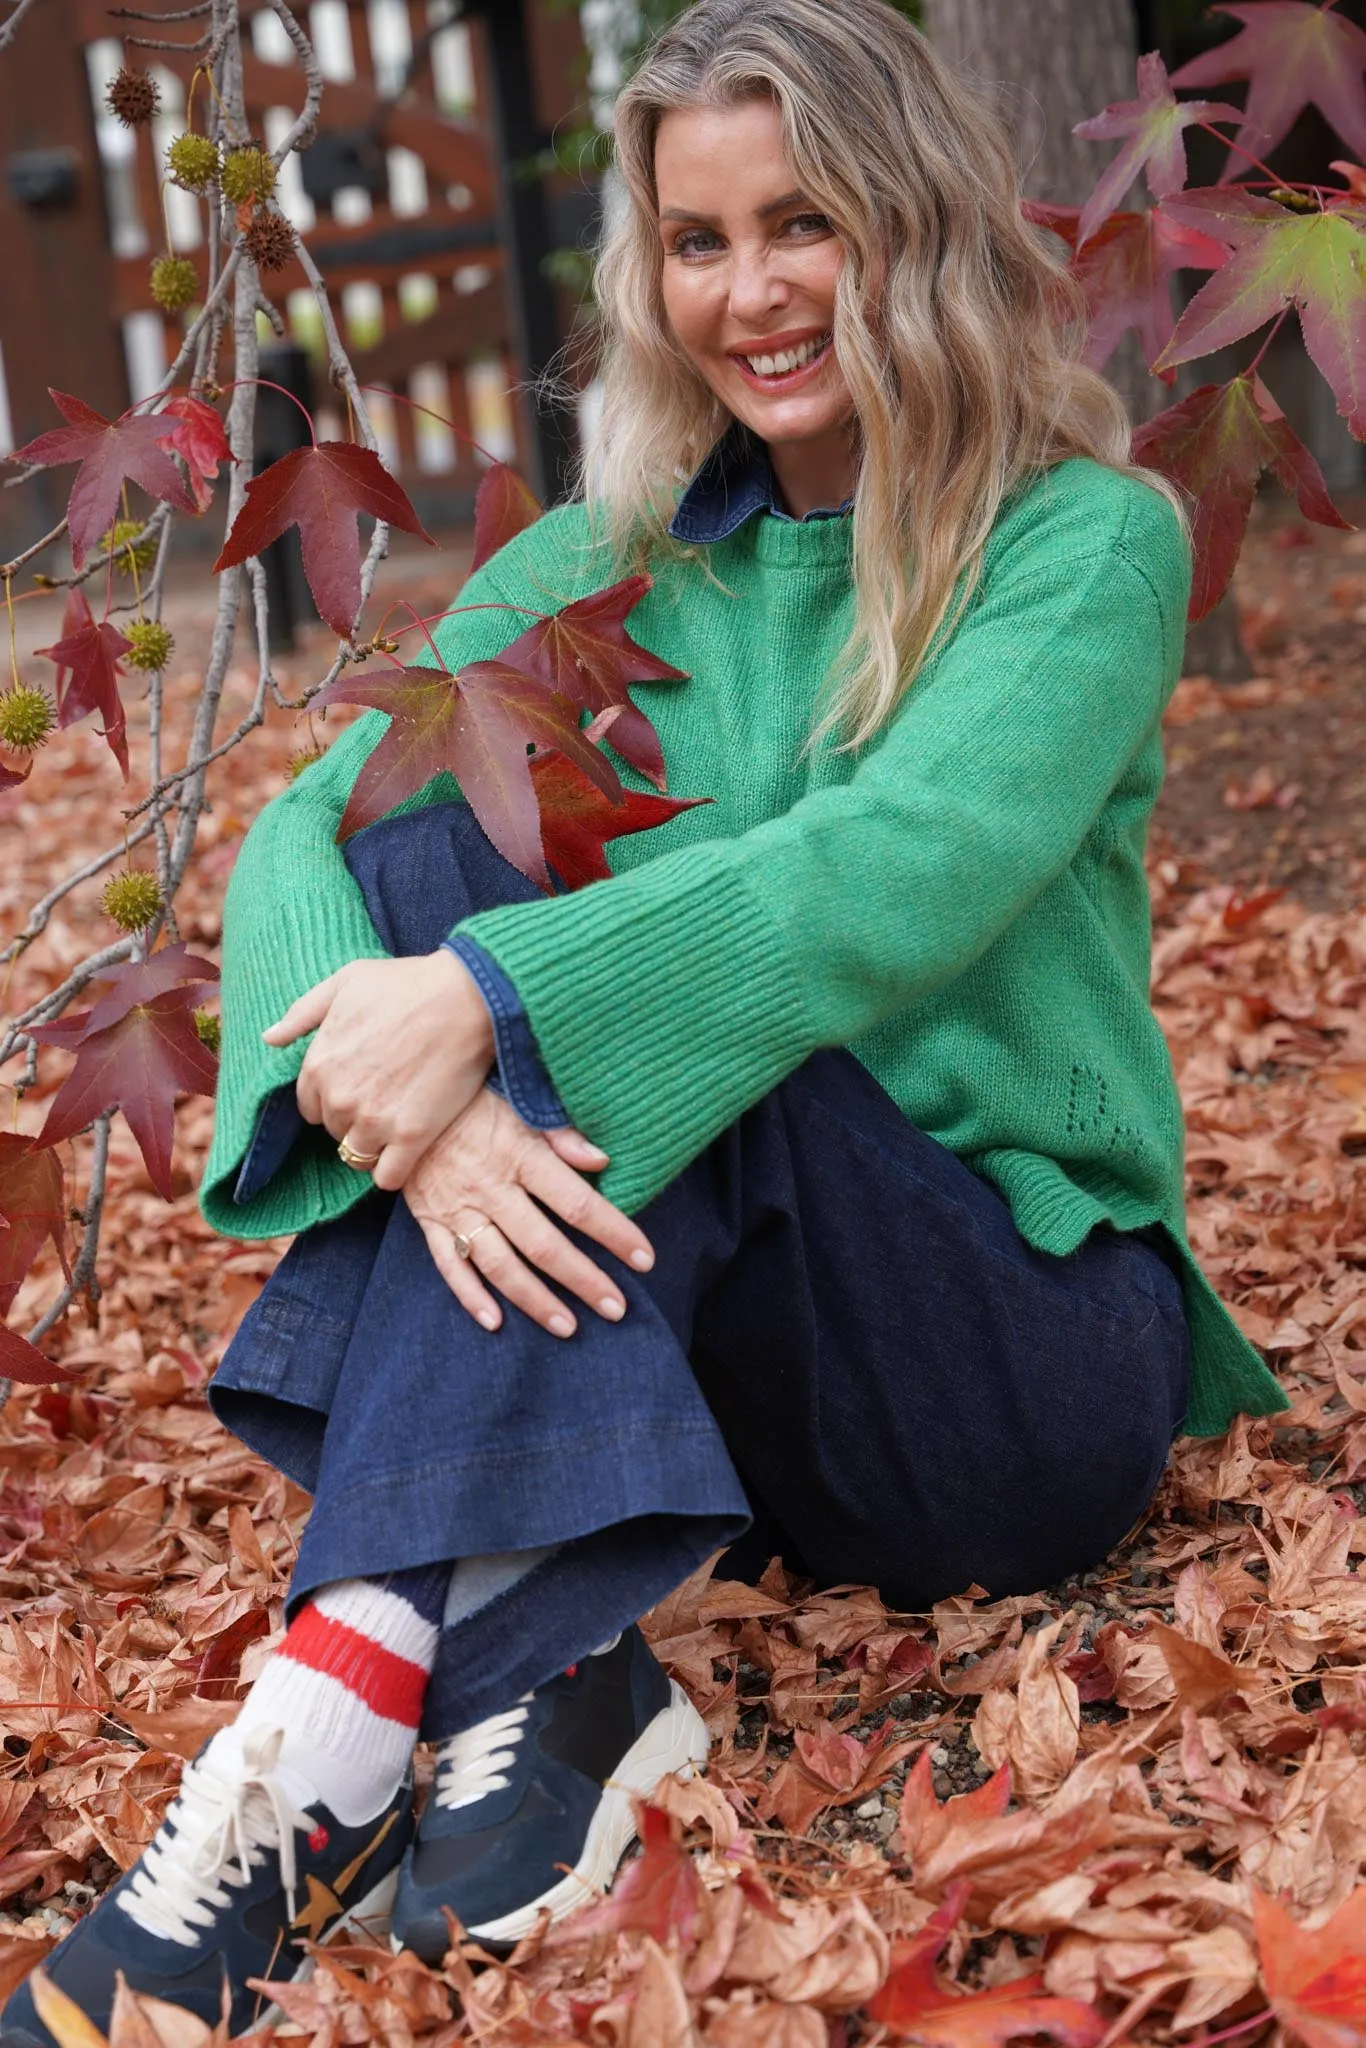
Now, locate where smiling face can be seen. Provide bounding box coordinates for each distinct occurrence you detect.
[654,97,858,511]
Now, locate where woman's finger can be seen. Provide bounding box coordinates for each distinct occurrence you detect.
[521,1147,655,1273]
[492,1186,628,1321]
[262,973,341,1047]
[545,1127,610,1171]
[463,1221,580,1339]
[415,1214,504,1332]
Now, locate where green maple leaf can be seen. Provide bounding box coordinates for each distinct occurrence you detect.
[1132,373,1351,621]
[1156,188,1366,439]
[1169,2,1366,170]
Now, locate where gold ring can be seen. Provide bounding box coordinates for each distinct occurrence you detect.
[338,1138,381,1170]
[453,1220,495,1261]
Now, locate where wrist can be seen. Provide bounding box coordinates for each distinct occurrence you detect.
[428,947,496,1066]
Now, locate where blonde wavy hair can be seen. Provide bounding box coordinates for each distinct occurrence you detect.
[585,0,1184,750]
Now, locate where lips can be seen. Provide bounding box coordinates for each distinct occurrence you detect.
[729,330,835,391]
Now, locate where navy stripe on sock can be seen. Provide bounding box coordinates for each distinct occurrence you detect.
[379,1559,453,1629]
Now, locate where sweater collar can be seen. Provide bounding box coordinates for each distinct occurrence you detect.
[668,424,854,545]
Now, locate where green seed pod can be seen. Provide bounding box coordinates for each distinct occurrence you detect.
[165,131,221,194]
[124,619,175,672]
[102,520,159,577]
[194,1010,221,1055]
[285,746,324,782]
[150,255,199,313]
[220,145,277,206]
[102,870,163,933]
[0,686,55,753]
[106,67,159,126]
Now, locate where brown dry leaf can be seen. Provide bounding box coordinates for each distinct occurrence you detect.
[971,1621,1081,1799]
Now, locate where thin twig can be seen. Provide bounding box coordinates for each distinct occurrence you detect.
[107,2,212,16]
[263,0,323,160]
[0,0,40,52]
[1,519,69,579]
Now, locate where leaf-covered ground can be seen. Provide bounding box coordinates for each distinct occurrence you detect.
[0,499,1363,2046]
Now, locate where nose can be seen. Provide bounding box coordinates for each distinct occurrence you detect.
[726,241,790,331]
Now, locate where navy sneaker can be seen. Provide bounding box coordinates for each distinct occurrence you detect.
[391,1627,708,1959]
[0,1724,413,2047]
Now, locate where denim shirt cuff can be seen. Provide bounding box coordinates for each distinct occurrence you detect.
[444,935,569,1130]
[234,1085,307,1205]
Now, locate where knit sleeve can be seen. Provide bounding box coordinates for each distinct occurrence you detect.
[199,534,559,1239]
[454,490,1191,1216]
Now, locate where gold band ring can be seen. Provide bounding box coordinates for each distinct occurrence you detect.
[338,1138,382,1171]
[452,1220,495,1261]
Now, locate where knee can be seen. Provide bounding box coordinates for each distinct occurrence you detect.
[343,800,538,955]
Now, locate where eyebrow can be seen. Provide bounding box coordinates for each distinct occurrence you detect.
[658,189,811,225]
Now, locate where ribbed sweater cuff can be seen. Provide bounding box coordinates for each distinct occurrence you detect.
[457,851,812,1215]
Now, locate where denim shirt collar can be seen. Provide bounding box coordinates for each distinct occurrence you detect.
[667,425,854,545]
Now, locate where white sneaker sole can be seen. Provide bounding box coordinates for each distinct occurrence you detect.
[465,1680,710,1949]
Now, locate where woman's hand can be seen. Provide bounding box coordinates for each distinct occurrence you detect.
[262,952,495,1191]
[403,1089,656,1338]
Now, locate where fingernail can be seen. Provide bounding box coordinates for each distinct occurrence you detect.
[478,1310,498,1331]
[630,1249,654,1271]
[549,1314,574,1338]
[599,1296,625,1320]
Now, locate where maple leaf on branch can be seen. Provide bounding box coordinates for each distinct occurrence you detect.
[1025,200,1226,378]
[34,587,132,777]
[9,391,197,568]
[214,441,435,640]
[470,461,543,572]
[1169,1,1366,171]
[532,752,709,890]
[1252,1883,1366,2048]
[0,1135,69,1322]
[1132,372,1351,620]
[498,575,690,791]
[1156,187,1366,440]
[316,657,625,890]
[0,1323,82,1387]
[155,393,235,514]
[864,1881,1106,2046]
[1073,51,1242,249]
[29,945,220,1202]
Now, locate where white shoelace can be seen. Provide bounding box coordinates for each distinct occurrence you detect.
[434,1697,533,1812]
[117,1727,314,1947]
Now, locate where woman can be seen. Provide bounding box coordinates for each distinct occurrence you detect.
[2,1,1286,2039]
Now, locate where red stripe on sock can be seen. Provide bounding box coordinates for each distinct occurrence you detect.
[280,1605,428,1726]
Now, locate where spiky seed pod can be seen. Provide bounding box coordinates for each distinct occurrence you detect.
[102,870,163,933]
[123,619,175,671]
[102,519,159,577]
[242,208,295,274]
[106,67,159,126]
[0,687,55,753]
[193,1010,221,1055]
[165,131,221,194]
[285,745,324,782]
[150,255,199,313]
[220,146,276,206]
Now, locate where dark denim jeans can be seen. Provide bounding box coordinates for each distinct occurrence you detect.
[210,802,1189,1737]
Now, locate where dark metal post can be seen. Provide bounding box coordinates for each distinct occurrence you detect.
[472,0,579,504]
[254,343,317,652]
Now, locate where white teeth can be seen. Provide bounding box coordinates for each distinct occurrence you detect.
[743,332,830,377]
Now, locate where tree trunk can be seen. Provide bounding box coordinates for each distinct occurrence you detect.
[922,0,1158,426]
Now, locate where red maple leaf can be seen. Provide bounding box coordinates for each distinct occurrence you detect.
[34,587,132,776]
[30,945,220,1201]
[498,575,689,790]
[1169,2,1366,169]
[470,462,543,572]
[1132,372,1350,620]
[1073,52,1241,248]
[0,760,31,795]
[532,752,709,890]
[546,1804,702,1948]
[0,1136,68,1321]
[156,394,235,513]
[1156,186,1366,439]
[316,658,624,890]
[0,1324,81,1387]
[214,442,435,639]
[1252,1883,1366,2048]
[9,391,197,568]
[865,1883,1106,2046]
[1025,200,1226,377]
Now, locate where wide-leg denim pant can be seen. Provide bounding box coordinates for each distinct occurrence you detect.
[210,802,1190,1737]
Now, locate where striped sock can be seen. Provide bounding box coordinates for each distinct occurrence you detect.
[227,1562,449,1824]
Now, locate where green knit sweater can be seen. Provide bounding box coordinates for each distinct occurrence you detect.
[202,457,1285,1439]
